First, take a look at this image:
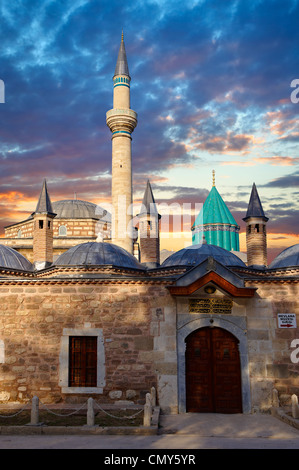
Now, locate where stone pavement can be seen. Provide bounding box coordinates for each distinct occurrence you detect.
[158,411,299,438]
[1,411,299,449]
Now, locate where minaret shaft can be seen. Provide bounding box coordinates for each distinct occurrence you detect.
[106,34,137,254]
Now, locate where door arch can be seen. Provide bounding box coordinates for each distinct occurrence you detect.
[185,327,242,413]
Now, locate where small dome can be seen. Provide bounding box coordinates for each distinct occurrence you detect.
[54,242,144,269]
[52,200,111,221]
[0,245,33,271]
[269,244,299,269]
[162,243,246,268]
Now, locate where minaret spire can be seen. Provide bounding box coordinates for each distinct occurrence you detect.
[114,30,130,78]
[106,32,137,254]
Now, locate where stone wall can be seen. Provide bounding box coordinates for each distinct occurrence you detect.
[4,219,109,239]
[0,281,176,409]
[245,217,267,266]
[139,218,160,267]
[246,281,299,411]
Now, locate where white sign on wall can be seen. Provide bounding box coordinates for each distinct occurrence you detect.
[277,314,297,329]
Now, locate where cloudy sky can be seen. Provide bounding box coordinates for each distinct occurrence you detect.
[0,0,298,261]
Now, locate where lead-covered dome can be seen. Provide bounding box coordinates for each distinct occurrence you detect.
[162,243,246,268]
[54,242,144,269]
[52,200,111,221]
[0,245,33,271]
[269,244,299,269]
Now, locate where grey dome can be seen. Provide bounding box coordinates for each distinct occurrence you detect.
[162,243,246,268]
[0,245,33,271]
[54,242,144,269]
[269,244,299,269]
[52,200,111,221]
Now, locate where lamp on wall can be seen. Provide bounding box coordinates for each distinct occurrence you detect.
[204,285,216,294]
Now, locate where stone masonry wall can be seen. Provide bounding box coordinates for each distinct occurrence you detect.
[246,281,299,411]
[0,282,176,407]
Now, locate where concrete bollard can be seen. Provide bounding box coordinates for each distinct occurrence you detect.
[30,396,40,425]
[87,397,95,426]
[291,394,299,419]
[143,393,152,427]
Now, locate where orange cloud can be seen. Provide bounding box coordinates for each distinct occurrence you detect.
[0,191,25,201]
[254,156,299,166]
[265,110,297,136]
[221,155,299,167]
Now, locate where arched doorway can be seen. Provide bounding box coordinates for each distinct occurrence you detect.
[185,327,242,413]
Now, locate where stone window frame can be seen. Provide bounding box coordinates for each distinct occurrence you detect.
[59,328,105,394]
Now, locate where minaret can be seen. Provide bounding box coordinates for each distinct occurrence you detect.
[106,32,137,254]
[243,183,268,267]
[137,180,161,268]
[32,179,56,270]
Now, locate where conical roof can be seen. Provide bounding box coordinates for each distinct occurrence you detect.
[193,185,238,227]
[243,183,268,222]
[114,31,130,78]
[33,179,56,216]
[138,180,160,218]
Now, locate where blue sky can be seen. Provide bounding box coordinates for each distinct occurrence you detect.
[0,0,298,260]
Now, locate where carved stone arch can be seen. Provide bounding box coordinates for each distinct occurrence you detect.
[177,315,251,413]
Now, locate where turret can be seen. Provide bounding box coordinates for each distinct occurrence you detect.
[32,179,56,270]
[138,180,161,268]
[106,32,137,254]
[243,183,268,267]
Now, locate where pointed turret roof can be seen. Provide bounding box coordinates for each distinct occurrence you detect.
[138,180,160,218]
[243,183,268,222]
[114,31,130,78]
[33,179,56,216]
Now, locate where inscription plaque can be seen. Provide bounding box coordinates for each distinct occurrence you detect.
[189,298,233,314]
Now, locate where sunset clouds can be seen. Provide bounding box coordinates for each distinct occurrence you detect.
[0,0,298,260]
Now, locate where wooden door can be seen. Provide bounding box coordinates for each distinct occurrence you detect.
[185,327,242,413]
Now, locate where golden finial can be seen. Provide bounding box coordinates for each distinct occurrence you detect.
[121,30,124,42]
[212,169,215,187]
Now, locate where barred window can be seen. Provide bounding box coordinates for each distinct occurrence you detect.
[69,336,97,387]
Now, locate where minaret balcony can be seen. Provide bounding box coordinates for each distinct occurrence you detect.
[106,108,138,134]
